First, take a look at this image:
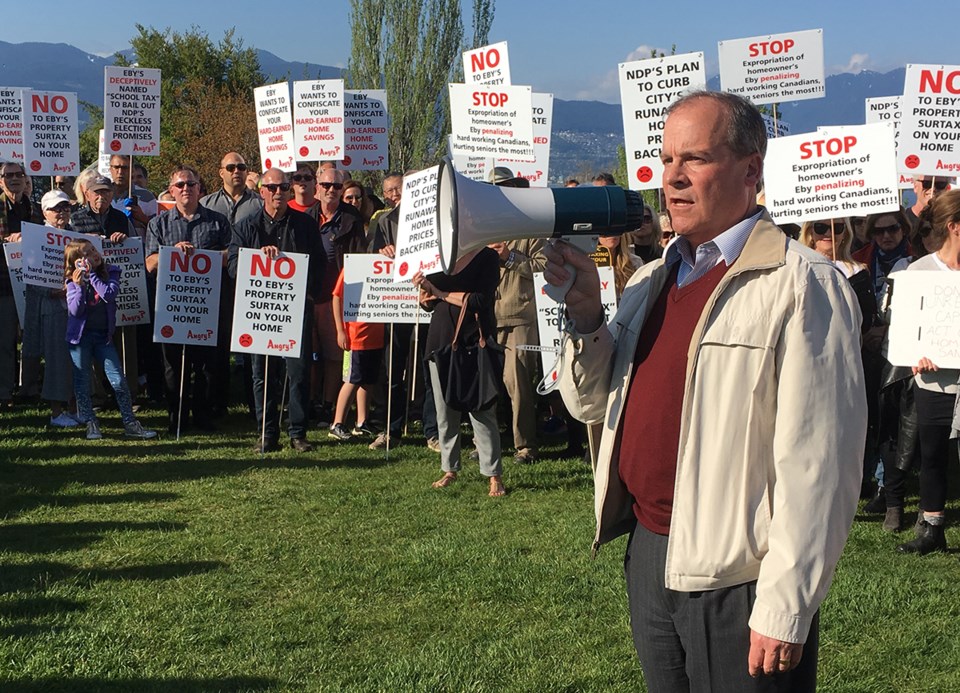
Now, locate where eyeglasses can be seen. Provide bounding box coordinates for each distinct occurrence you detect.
[292,174,315,182]
[812,223,844,236]
[262,183,292,193]
[871,223,902,237]
[318,182,343,191]
[1,171,25,179]
[49,203,71,213]
[172,180,199,189]
[383,186,401,196]
[110,164,130,171]
[920,179,948,191]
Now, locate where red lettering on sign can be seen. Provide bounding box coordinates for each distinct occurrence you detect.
[748,39,795,57]
[918,69,960,95]
[470,48,501,73]
[799,136,858,159]
[32,94,68,114]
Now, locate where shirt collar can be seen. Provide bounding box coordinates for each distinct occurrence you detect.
[665,207,764,267]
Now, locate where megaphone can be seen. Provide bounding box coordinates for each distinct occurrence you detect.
[435,157,644,277]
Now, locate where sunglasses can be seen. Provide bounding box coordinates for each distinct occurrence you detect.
[871,223,902,237]
[1,171,25,179]
[172,180,199,189]
[262,183,292,193]
[223,163,248,173]
[812,223,845,236]
[642,214,653,223]
[48,203,71,213]
[292,174,315,182]
[920,180,948,191]
[318,182,343,191]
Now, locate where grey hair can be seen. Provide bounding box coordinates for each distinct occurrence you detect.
[667,90,767,159]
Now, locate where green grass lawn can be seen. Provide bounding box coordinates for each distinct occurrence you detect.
[2,402,960,692]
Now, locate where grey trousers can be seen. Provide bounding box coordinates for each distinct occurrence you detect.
[625,523,818,693]
[428,360,502,478]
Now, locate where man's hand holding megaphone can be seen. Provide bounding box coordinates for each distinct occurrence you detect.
[543,241,604,334]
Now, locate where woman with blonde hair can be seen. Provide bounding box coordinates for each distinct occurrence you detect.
[597,233,642,299]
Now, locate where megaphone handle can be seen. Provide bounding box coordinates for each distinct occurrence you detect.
[543,262,577,303]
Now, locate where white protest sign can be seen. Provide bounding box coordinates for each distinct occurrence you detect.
[293,79,344,162]
[498,92,553,187]
[0,87,26,163]
[342,90,388,170]
[866,96,911,189]
[899,64,960,178]
[97,128,111,176]
[153,247,222,346]
[718,29,825,105]
[449,134,494,181]
[254,82,296,172]
[448,83,535,161]
[21,222,102,289]
[3,242,25,324]
[762,112,791,139]
[231,248,308,358]
[343,254,432,324]
[887,271,960,368]
[534,267,617,387]
[21,90,80,176]
[619,52,706,191]
[393,166,442,282]
[764,123,899,225]
[102,237,149,327]
[103,66,161,157]
[463,42,511,86]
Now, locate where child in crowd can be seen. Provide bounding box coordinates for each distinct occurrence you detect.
[64,238,156,440]
[329,267,384,440]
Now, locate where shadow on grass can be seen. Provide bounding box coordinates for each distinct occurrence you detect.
[506,463,594,492]
[0,521,187,554]
[0,560,226,594]
[0,596,85,638]
[0,676,277,692]
[0,491,180,518]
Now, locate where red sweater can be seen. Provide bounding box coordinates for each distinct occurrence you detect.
[618,262,729,535]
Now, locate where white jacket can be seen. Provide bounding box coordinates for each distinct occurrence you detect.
[560,216,866,644]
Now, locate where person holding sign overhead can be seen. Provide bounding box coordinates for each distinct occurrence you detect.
[229,168,323,454]
[546,91,865,690]
[145,165,232,434]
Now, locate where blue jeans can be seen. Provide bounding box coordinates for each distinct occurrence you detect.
[69,329,135,425]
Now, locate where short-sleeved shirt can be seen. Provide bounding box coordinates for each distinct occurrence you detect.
[332,268,384,349]
[145,204,232,258]
[200,188,263,227]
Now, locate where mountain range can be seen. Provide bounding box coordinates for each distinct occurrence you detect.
[0,40,907,182]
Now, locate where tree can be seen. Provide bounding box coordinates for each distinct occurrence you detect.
[79,25,264,193]
[347,0,495,183]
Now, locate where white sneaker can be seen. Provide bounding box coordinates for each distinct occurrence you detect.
[86,419,102,440]
[124,420,158,439]
[50,413,81,427]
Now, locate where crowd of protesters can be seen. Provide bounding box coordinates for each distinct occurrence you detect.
[1,154,958,536]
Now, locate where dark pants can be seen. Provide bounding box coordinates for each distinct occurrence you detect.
[251,309,312,442]
[625,524,818,692]
[387,323,437,439]
[161,343,217,423]
[914,387,955,513]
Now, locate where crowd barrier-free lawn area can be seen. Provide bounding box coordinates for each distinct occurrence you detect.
[2,403,960,692]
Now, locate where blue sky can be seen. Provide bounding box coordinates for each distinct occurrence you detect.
[4,1,948,103]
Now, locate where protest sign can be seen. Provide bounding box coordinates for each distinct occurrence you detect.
[393,166,442,282]
[341,90,388,170]
[103,66,161,157]
[448,83,535,161]
[534,267,617,387]
[21,90,79,176]
[97,128,111,176]
[449,134,494,181]
[0,87,26,163]
[254,82,296,172]
[20,222,102,290]
[102,237,149,327]
[764,123,899,225]
[762,112,791,139]
[589,245,612,268]
[153,247,222,346]
[866,96,911,189]
[293,79,344,162]
[718,29,825,105]
[3,242,25,324]
[887,271,960,369]
[231,248,308,358]
[899,64,960,177]
[619,52,706,191]
[342,254,432,324]
[498,92,553,187]
[463,42,511,86]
